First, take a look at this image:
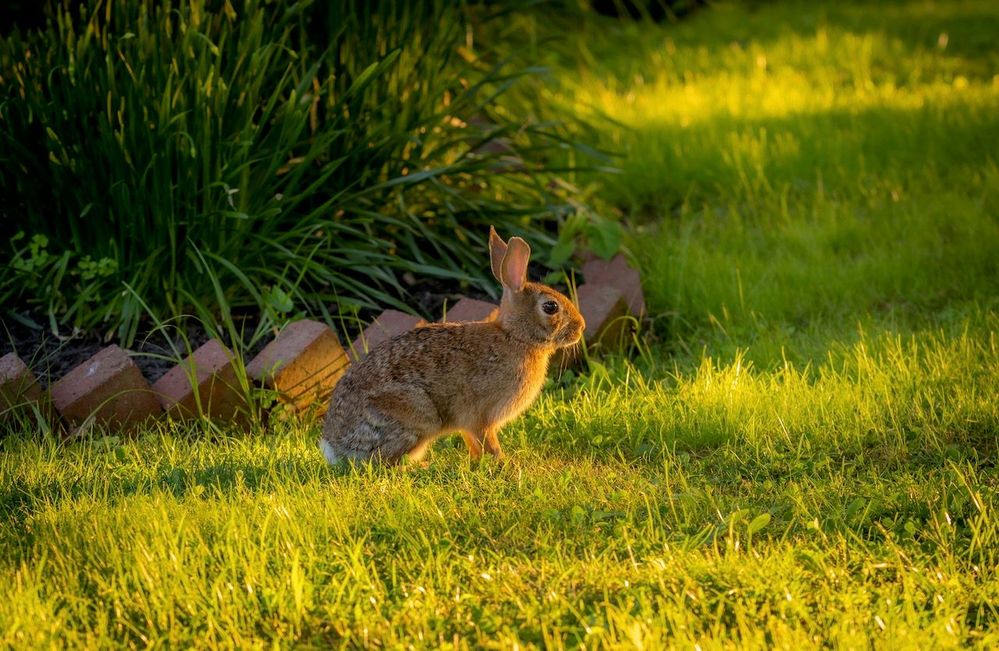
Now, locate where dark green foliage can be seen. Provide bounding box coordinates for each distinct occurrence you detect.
[0,0,601,343]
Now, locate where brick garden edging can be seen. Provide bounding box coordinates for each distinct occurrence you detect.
[0,255,644,437]
[152,339,249,424]
[246,319,350,416]
[582,254,646,317]
[49,345,162,435]
[441,297,500,323]
[349,310,426,362]
[1,352,52,426]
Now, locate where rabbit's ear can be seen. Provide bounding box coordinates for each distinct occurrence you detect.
[489,226,508,283]
[501,237,531,292]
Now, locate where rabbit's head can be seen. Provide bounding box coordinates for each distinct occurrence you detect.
[489,226,585,349]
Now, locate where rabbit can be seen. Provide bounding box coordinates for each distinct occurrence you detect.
[320,226,585,465]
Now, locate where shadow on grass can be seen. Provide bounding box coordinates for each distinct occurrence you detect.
[612,99,999,212]
[587,0,999,77]
[0,438,499,529]
[0,448,316,528]
[764,1,999,63]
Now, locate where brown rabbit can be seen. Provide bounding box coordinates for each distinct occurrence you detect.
[320,226,585,465]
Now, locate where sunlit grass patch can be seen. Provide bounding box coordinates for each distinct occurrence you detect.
[632,186,999,358]
[535,316,999,459]
[2,403,996,646]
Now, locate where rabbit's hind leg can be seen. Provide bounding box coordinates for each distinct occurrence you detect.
[321,396,434,465]
[362,386,444,464]
[334,414,418,465]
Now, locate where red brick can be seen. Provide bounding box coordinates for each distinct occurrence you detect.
[246,320,349,414]
[577,283,631,350]
[582,254,646,317]
[1,352,54,428]
[349,310,426,361]
[441,297,498,323]
[152,339,249,423]
[1,352,42,406]
[49,345,161,434]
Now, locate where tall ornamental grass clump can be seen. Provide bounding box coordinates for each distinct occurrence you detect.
[0,0,601,343]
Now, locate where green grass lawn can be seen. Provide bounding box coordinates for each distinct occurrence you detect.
[3,1,998,647]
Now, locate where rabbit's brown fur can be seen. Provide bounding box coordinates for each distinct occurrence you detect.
[320,227,585,465]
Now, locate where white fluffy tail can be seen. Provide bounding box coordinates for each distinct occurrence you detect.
[319,438,341,466]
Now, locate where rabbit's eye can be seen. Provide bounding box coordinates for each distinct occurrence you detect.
[542,300,559,315]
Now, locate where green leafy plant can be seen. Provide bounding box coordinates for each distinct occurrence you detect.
[0,0,608,344]
[547,206,624,267]
[1,232,120,332]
